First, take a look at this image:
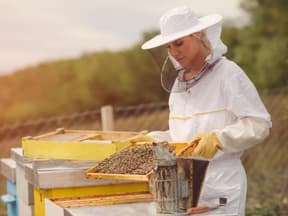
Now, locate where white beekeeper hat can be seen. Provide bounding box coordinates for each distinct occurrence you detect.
[141,6,227,62]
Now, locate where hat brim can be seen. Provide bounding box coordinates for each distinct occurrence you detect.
[141,14,223,50]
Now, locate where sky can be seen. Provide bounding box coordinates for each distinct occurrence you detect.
[0,0,246,75]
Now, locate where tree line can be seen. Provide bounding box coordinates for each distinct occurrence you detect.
[0,0,287,125]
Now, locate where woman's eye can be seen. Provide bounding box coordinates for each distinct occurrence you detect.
[166,40,183,49]
[175,40,183,47]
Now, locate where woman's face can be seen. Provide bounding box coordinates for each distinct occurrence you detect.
[166,33,203,69]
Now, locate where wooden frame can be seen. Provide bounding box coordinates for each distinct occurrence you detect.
[50,192,153,208]
[85,142,189,182]
[22,129,140,161]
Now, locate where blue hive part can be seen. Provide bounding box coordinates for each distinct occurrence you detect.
[1,180,19,216]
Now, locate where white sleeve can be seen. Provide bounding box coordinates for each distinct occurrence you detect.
[223,62,271,123]
[213,117,270,152]
[147,130,171,142]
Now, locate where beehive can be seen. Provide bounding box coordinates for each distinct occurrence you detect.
[22,129,140,160]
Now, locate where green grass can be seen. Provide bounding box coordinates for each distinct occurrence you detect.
[247,200,288,216]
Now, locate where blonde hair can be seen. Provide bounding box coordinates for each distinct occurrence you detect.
[193,31,212,54]
[201,31,212,53]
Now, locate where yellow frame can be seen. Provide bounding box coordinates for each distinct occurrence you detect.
[22,129,139,160]
[86,142,189,181]
[34,181,149,216]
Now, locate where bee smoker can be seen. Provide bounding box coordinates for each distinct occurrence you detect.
[151,142,210,213]
[151,142,179,214]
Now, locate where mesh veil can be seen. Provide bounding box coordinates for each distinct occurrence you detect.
[147,46,216,93]
[148,46,184,93]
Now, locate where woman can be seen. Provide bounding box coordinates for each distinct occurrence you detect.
[141,6,271,216]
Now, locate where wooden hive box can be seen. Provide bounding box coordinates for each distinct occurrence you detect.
[22,128,140,161]
[48,192,153,209]
[45,192,154,216]
[34,181,149,216]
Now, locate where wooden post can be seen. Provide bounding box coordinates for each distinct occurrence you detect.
[101,105,114,131]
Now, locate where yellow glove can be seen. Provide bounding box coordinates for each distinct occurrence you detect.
[191,132,223,159]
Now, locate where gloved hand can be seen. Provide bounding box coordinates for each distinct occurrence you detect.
[190,132,223,159]
[128,133,154,144]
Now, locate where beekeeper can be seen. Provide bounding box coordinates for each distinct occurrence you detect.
[141,6,271,216]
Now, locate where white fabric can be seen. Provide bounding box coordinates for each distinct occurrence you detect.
[214,117,270,152]
[199,158,247,216]
[168,57,271,216]
[141,6,223,50]
[204,22,227,64]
